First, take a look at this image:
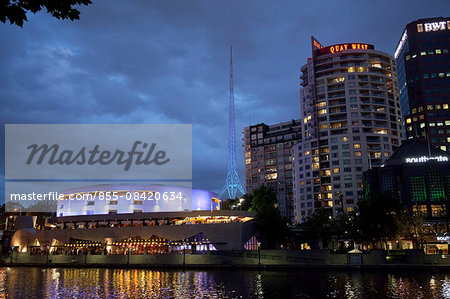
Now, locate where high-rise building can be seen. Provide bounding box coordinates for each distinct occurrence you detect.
[292,37,403,223]
[243,120,302,220]
[394,17,450,152]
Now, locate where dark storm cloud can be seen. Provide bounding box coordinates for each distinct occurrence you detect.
[1,0,449,195]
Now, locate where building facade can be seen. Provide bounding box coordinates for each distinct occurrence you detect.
[244,120,302,221]
[364,139,450,253]
[394,17,450,151]
[292,38,403,223]
[57,184,220,217]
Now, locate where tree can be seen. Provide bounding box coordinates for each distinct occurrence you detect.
[357,191,402,250]
[302,207,334,249]
[395,208,426,249]
[1,0,92,27]
[250,185,289,249]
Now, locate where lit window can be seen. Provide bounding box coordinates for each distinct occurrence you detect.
[384,152,389,157]
[355,151,362,156]
[430,123,435,127]
[420,51,426,56]
[265,173,278,180]
[342,137,349,142]
[419,115,424,120]
[406,118,412,124]
[445,121,450,126]
[437,122,443,126]
[333,168,340,173]
[374,129,388,134]
[304,150,310,156]
[436,49,442,54]
[411,108,417,114]
[353,144,361,149]
[420,123,425,128]
[418,106,424,112]
[406,55,410,60]
[318,109,327,115]
[443,104,449,109]
[427,105,433,110]
[439,73,445,77]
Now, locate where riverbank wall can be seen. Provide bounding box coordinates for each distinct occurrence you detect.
[4,249,450,269]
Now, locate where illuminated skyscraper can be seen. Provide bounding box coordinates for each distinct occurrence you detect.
[292,37,403,223]
[394,17,450,152]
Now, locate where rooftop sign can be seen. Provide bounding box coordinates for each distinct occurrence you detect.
[316,43,374,56]
[394,30,408,59]
[405,155,449,163]
[417,20,450,33]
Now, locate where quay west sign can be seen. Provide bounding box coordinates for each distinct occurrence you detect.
[316,43,374,56]
[405,155,449,163]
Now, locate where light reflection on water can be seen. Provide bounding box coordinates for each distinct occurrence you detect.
[1,267,450,298]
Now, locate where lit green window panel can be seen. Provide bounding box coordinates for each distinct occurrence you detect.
[409,177,426,202]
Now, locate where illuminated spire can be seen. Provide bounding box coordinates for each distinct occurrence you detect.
[220,46,245,199]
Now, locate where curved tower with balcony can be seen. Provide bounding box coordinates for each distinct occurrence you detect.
[292,38,403,223]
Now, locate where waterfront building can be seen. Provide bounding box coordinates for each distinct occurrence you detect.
[394,17,450,151]
[292,37,403,223]
[364,139,450,253]
[11,185,258,254]
[57,184,220,217]
[243,120,302,221]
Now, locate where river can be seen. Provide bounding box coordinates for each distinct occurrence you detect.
[0,267,449,298]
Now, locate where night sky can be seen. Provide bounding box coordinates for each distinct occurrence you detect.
[1,0,449,198]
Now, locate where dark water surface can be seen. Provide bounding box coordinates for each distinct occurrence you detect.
[1,267,449,298]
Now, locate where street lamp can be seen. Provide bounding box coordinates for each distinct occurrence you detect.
[46,245,50,263]
[257,242,261,267]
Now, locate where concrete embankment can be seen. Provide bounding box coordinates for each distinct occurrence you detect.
[4,249,450,270]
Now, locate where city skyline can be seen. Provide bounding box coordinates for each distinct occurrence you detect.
[1,0,449,197]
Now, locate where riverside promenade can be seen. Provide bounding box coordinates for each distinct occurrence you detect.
[4,249,450,269]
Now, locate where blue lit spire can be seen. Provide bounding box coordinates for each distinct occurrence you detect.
[220,46,245,199]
